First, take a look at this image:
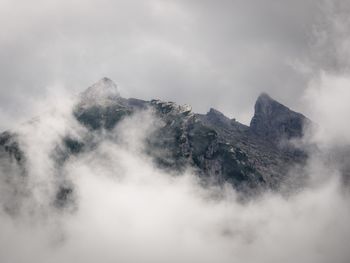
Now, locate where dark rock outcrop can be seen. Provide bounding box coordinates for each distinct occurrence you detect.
[71,80,309,190]
[250,93,309,143]
[0,79,311,205]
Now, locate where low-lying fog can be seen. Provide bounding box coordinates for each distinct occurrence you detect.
[0,75,349,263]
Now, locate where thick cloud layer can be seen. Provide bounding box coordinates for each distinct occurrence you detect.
[1,0,350,128]
[0,93,349,263]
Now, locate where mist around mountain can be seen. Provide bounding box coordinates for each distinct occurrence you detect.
[2,78,311,193]
[0,79,349,263]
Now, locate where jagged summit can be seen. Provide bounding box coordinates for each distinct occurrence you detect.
[208,108,225,116]
[257,92,272,100]
[205,108,232,126]
[80,77,120,106]
[0,80,312,198]
[255,92,274,109]
[250,92,308,141]
[254,92,285,115]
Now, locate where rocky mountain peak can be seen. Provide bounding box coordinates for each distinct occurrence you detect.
[80,77,120,106]
[205,108,231,126]
[0,79,313,198]
[250,92,308,142]
[207,108,225,117]
[254,92,275,114]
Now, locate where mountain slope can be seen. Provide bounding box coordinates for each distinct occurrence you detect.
[0,78,310,203]
[250,93,309,141]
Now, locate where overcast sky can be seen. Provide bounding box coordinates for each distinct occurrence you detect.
[1,0,350,127]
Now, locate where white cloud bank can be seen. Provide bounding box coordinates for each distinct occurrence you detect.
[305,73,350,146]
[0,90,349,263]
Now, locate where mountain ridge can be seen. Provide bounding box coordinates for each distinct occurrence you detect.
[0,78,311,204]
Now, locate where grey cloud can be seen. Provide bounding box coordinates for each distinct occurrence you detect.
[1,0,350,128]
[0,100,349,263]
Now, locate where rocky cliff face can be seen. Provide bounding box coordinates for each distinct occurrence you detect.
[250,93,309,142]
[0,78,310,202]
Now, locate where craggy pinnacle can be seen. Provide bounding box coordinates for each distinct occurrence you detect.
[0,79,311,205]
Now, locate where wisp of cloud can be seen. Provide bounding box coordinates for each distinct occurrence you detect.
[0,85,349,263]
